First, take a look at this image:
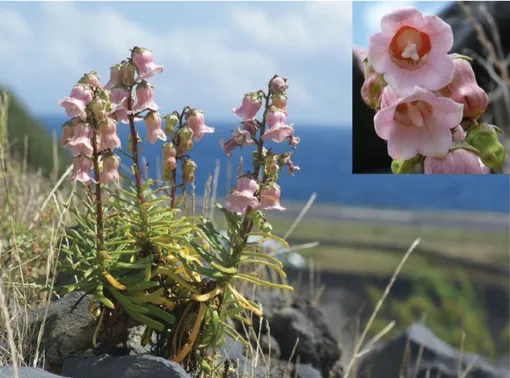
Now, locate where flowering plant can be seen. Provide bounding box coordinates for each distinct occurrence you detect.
[356,7,506,174]
[57,46,298,375]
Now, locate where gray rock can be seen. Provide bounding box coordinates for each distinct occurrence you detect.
[17,292,98,372]
[249,292,341,377]
[0,367,67,378]
[18,292,131,372]
[61,354,190,378]
[358,324,510,378]
[294,363,323,378]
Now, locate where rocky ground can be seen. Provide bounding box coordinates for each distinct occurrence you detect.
[1,290,508,378]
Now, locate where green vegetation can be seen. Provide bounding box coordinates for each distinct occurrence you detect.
[367,267,510,360]
[1,87,71,177]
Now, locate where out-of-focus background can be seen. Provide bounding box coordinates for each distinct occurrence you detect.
[0,0,508,375]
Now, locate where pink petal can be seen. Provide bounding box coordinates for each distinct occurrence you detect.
[422,15,454,52]
[415,117,452,157]
[367,32,392,75]
[374,105,397,140]
[387,124,419,160]
[380,8,426,34]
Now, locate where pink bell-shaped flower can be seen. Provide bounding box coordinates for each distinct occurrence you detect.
[131,47,164,80]
[257,183,286,211]
[144,111,167,144]
[225,177,260,215]
[67,121,93,157]
[100,154,120,184]
[261,107,294,143]
[232,92,262,120]
[58,85,93,120]
[98,118,121,151]
[134,80,159,113]
[187,109,215,141]
[368,7,455,94]
[71,155,93,184]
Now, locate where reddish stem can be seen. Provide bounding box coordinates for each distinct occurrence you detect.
[127,89,145,204]
[91,131,104,246]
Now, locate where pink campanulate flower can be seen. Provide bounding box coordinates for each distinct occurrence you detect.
[100,154,120,184]
[219,127,255,156]
[233,92,262,120]
[261,107,294,143]
[375,86,464,160]
[144,111,167,144]
[110,86,130,124]
[58,85,93,120]
[98,118,121,151]
[60,121,74,146]
[71,155,93,184]
[134,80,159,113]
[257,183,286,211]
[225,177,259,215]
[131,47,163,80]
[67,121,93,157]
[79,72,100,89]
[368,8,454,94]
[104,64,122,90]
[187,110,215,141]
[424,148,490,174]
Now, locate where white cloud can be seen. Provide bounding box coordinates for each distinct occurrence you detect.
[0,1,350,125]
[228,1,351,56]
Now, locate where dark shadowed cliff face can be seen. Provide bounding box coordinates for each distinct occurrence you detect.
[352,1,510,174]
[0,87,71,176]
[351,58,391,174]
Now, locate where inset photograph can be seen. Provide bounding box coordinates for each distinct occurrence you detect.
[353,1,509,174]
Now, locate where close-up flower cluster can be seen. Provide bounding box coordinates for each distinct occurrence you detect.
[357,7,507,174]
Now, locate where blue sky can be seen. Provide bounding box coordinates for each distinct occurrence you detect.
[353,1,453,48]
[0,1,351,126]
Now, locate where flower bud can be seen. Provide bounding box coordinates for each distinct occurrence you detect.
[465,122,506,170]
[182,159,197,184]
[361,71,386,110]
[391,158,419,174]
[271,94,287,113]
[164,114,179,135]
[121,62,137,87]
[127,133,142,153]
[60,120,74,145]
[79,71,100,89]
[90,97,109,122]
[270,76,288,94]
[264,154,279,177]
[162,143,177,180]
[446,58,488,119]
[424,148,489,174]
[260,221,273,234]
[176,126,194,155]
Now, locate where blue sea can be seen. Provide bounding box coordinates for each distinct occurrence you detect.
[40,116,510,214]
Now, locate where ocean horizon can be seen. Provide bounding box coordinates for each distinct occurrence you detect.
[39,115,510,214]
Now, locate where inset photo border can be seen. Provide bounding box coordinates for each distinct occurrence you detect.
[352,1,510,174]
